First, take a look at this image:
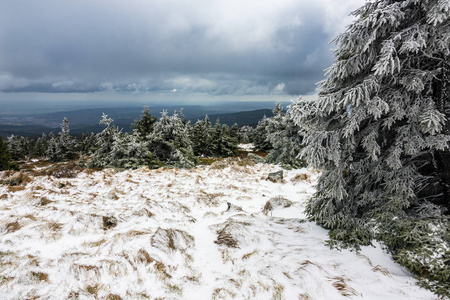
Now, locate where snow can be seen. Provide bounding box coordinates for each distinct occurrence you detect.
[0,162,436,299]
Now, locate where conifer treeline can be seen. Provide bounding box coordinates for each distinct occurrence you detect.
[0,103,304,170]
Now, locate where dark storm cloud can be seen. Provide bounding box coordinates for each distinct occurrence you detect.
[0,0,364,97]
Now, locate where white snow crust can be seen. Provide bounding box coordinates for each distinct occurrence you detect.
[0,162,436,299]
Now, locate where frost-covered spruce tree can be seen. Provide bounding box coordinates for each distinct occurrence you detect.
[132,106,157,139]
[32,133,50,157]
[47,118,77,162]
[238,125,254,144]
[251,115,272,152]
[108,130,155,169]
[87,113,121,168]
[210,120,238,157]
[266,103,305,168]
[148,110,196,167]
[7,135,32,160]
[291,0,449,295]
[191,116,213,157]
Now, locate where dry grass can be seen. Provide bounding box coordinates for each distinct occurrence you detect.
[86,284,100,296]
[85,239,106,248]
[47,221,63,231]
[24,214,37,221]
[30,271,49,282]
[298,293,311,300]
[38,197,53,206]
[242,250,258,260]
[106,294,123,300]
[290,173,311,183]
[283,271,293,279]
[197,190,224,207]
[1,171,33,186]
[328,276,358,297]
[36,162,83,178]
[210,161,228,170]
[212,288,237,299]
[0,194,7,199]
[166,284,183,295]
[372,265,391,276]
[272,283,285,300]
[136,249,172,279]
[5,220,21,233]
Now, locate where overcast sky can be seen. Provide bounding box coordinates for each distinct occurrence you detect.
[0,0,364,104]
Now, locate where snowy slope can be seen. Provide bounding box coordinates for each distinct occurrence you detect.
[0,161,437,299]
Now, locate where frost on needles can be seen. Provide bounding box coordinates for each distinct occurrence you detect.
[290,0,450,296]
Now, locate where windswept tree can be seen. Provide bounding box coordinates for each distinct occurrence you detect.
[291,0,450,294]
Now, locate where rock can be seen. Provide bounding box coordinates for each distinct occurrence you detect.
[267,170,283,182]
[102,216,118,230]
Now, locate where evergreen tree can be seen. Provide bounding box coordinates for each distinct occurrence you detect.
[292,0,450,295]
[251,115,272,152]
[132,106,157,139]
[266,105,305,168]
[148,110,196,167]
[0,136,11,170]
[191,117,213,157]
[238,125,254,144]
[47,118,77,162]
[7,135,31,160]
[32,133,50,157]
[209,119,238,157]
[79,132,98,155]
[87,113,121,168]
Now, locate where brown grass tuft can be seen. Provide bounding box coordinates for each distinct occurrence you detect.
[212,288,236,299]
[328,276,358,297]
[1,171,33,186]
[30,271,49,282]
[197,190,224,207]
[106,294,123,300]
[210,160,228,169]
[242,250,258,260]
[37,162,83,178]
[372,265,391,276]
[86,284,100,296]
[290,173,311,183]
[5,221,21,233]
[39,197,53,206]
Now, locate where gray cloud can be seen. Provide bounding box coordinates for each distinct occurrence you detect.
[0,0,364,98]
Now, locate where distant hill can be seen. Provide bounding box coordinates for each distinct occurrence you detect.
[0,107,275,138]
[190,109,273,127]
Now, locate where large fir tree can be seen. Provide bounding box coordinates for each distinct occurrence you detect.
[291,0,450,295]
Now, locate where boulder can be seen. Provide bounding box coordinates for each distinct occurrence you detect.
[267,170,283,182]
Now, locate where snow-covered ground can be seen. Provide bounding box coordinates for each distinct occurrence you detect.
[0,160,436,299]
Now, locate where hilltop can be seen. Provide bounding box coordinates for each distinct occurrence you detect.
[0,158,434,299]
